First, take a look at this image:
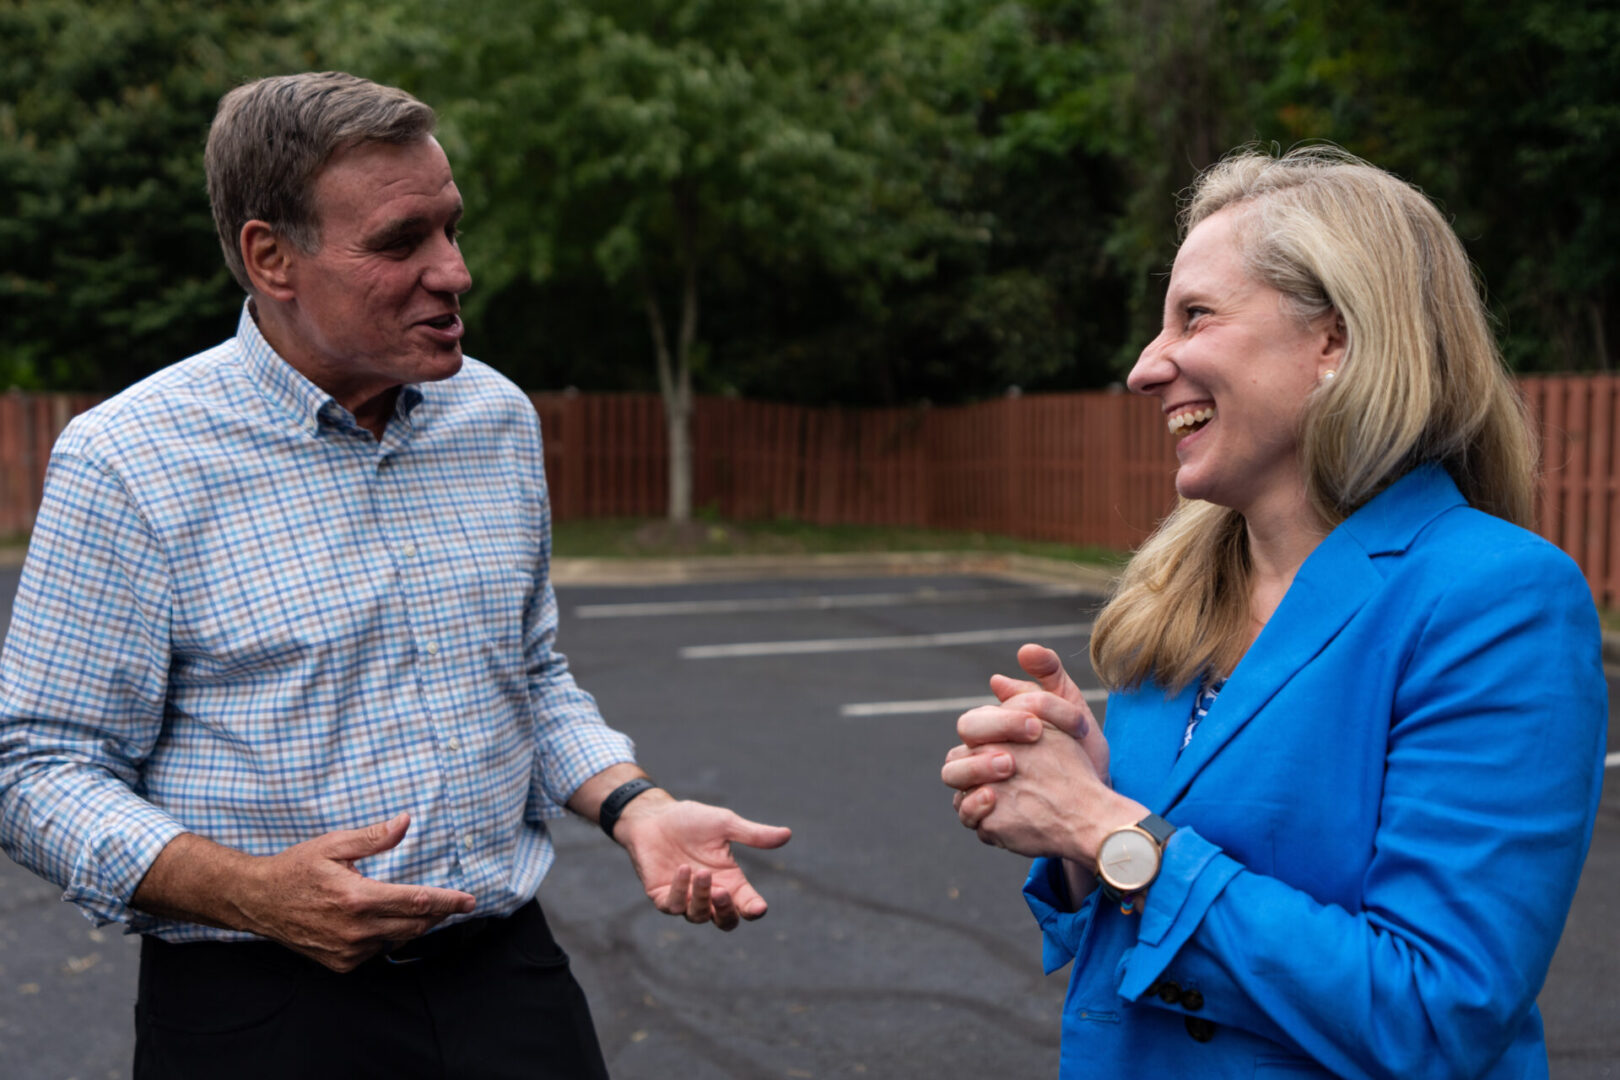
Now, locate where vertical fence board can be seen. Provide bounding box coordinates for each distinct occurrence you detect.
[1584,378,1610,597]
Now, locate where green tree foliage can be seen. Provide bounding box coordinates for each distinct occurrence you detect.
[984,0,1338,370]
[351,0,1003,517]
[1292,0,1620,370]
[330,0,1121,407]
[0,0,320,390]
[3,0,1615,410]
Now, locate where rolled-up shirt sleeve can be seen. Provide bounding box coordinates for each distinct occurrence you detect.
[0,449,188,925]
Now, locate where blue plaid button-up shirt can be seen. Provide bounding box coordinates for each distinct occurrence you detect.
[0,304,635,941]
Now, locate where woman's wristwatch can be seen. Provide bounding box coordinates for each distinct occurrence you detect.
[1096,813,1177,913]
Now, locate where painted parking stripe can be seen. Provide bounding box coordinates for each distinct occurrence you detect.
[1608,751,1620,769]
[680,622,1094,660]
[841,689,1108,717]
[577,584,1088,619]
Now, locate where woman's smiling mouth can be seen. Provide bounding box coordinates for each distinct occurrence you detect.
[1167,406,1215,436]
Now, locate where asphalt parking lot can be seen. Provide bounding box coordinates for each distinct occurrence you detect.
[0,566,1616,1079]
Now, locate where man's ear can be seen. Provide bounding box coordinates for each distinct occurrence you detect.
[241,221,296,301]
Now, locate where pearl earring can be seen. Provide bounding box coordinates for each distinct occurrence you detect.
[1320,369,1337,384]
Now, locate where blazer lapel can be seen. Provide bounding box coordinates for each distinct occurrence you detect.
[1107,680,1198,800]
[1147,525,1381,814]
[1145,464,1468,815]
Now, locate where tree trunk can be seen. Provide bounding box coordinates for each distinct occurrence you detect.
[643,190,702,523]
[642,270,695,523]
[666,398,692,523]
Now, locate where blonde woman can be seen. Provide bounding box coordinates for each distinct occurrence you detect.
[941,146,1607,1079]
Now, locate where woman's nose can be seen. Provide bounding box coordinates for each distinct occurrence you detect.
[1127,333,1175,395]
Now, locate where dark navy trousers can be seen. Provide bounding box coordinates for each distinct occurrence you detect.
[134,901,610,1079]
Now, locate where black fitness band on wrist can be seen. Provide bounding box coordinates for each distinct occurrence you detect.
[598,777,657,840]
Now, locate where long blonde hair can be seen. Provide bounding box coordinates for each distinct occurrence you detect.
[1090,145,1536,693]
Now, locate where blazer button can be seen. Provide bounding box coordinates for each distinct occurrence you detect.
[1157,980,1182,1004]
[1185,1016,1216,1043]
[1181,988,1205,1012]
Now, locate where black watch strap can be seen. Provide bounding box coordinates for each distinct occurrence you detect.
[598,777,657,840]
[1097,877,1129,907]
[1137,812,1176,846]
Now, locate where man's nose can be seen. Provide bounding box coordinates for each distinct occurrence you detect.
[426,238,472,296]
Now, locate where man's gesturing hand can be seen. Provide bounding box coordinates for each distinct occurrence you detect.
[133,813,477,973]
[613,796,792,932]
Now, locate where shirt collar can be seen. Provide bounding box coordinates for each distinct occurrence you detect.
[234,300,427,438]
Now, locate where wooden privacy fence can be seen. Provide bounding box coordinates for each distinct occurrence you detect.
[1523,376,1620,610]
[0,393,102,540]
[6,380,1620,606]
[529,391,1182,551]
[529,380,1620,606]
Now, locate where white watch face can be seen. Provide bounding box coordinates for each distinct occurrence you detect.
[1098,828,1160,891]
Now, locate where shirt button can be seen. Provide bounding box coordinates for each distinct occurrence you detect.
[447,737,461,752]
[461,835,475,850]
[425,641,439,656]
[1181,988,1205,1012]
[401,542,417,558]
[1157,980,1183,1004]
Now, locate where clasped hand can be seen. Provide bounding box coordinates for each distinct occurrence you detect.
[941,644,1131,866]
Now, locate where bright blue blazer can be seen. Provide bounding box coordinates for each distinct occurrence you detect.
[1025,465,1607,1079]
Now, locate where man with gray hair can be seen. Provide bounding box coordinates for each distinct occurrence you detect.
[0,71,790,1078]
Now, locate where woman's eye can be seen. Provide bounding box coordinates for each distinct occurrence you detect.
[1184,306,1210,328]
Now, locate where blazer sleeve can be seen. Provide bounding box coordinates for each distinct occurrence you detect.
[1106,538,1607,1080]
[1024,854,1103,974]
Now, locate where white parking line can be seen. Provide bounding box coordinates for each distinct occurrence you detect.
[1608,751,1620,769]
[680,622,1094,660]
[577,584,1088,618]
[841,689,1108,717]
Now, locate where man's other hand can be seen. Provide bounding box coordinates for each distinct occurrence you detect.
[242,812,478,970]
[133,814,477,973]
